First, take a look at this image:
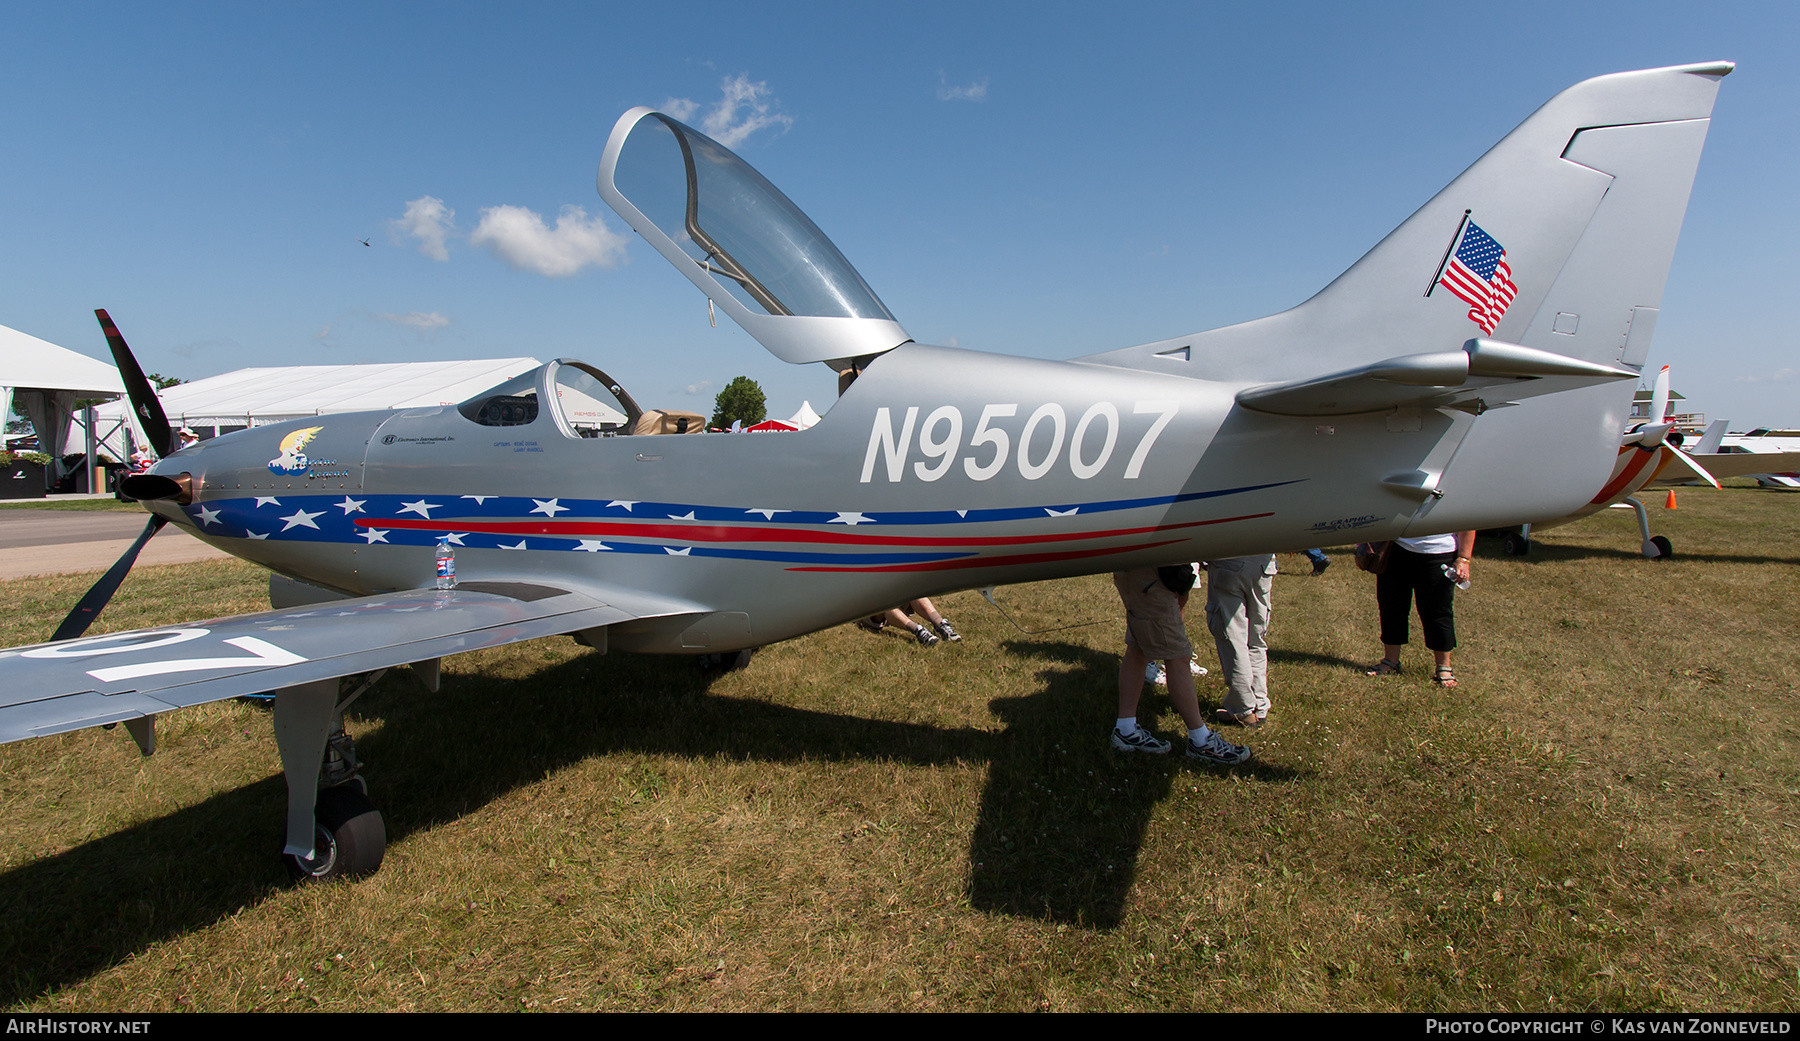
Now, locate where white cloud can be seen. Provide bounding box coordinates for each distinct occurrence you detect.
[685,379,715,396]
[662,74,793,147]
[1733,367,1796,384]
[938,75,989,102]
[389,196,456,261]
[375,311,451,330]
[470,204,628,278]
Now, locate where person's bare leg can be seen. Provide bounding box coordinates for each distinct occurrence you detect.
[1118,642,1150,721]
[1163,658,1206,736]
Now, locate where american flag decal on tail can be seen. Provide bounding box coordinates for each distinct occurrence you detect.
[1436,221,1518,334]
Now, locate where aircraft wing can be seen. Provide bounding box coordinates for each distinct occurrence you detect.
[0,582,697,747]
[1654,451,1800,484]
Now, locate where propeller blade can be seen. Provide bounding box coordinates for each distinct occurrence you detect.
[1665,445,1722,490]
[1636,364,1674,447]
[51,514,168,642]
[95,309,172,458]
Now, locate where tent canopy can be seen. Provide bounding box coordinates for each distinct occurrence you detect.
[2,322,125,472]
[0,323,125,398]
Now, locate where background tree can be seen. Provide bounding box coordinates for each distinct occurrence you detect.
[710,376,767,429]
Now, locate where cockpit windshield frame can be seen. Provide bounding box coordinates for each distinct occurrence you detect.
[597,107,913,366]
[459,360,644,438]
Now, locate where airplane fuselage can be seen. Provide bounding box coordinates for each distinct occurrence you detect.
[140,343,1618,654]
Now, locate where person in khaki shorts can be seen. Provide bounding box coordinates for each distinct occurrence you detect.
[1111,567,1252,766]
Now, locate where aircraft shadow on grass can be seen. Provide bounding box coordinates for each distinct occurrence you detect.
[0,639,1298,1001]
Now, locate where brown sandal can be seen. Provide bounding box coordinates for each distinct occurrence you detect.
[1366,658,1402,677]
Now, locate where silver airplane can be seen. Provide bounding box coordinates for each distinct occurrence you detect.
[0,62,1732,880]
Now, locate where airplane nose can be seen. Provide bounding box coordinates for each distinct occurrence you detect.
[119,470,193,504]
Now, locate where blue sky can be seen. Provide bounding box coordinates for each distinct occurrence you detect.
[3,1,1796,426]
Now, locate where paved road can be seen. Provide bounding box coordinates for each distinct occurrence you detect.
[0,510,230,579]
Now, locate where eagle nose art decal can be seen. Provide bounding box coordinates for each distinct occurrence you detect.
[268,426,325,475]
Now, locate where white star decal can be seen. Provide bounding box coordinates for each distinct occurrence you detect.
[254,496,281,508]
[573,540,611,552]
[245,529,270,540]
[336,496,367,514]
[664,546,691,556]
[744,508,788,520]
[1046,507,1079,517]
[398,499,440,518]
[499,540,528,550]
[196,505,222,526]
[439,532,466,545]
[461,495,493,504]
[669,510,695,521]
[361,529,390,544]
[531,498,569,517]
[828,511,873,526]
[606,500,637,512]
[280,508,325,531]
[956,509,968,518]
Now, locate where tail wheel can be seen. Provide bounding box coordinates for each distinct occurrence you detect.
[1649,535,1674,560]
[284,785,386,881]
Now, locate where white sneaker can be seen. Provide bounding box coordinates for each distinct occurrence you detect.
[1185,730,1252,766]
[1147,660,1205,685]
[1112,727,1172,754]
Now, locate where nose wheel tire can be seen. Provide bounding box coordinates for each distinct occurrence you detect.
[284,784,386,881]
[1501,531,1531,556]
[1647,535,1673,560]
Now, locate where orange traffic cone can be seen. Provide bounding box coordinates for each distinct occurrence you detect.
[1665,489,1678,510]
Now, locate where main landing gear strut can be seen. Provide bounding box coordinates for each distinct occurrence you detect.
[273,672,389,880]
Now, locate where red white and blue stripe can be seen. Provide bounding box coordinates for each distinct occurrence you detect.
[180,482,1295,574]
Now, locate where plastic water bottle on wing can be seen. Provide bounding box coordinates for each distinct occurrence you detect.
[435,537,457,590]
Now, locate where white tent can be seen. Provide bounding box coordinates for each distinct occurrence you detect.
[83,358,540,459]
[786,401,822,429]
[2,322,125,481]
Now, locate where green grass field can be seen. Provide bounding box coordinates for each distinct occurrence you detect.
[1,486,1796,1011]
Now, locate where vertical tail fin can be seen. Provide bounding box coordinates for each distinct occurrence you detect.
[1084,62,1732,383]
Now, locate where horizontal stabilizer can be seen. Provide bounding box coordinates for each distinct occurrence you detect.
[1236,338,1634,416]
